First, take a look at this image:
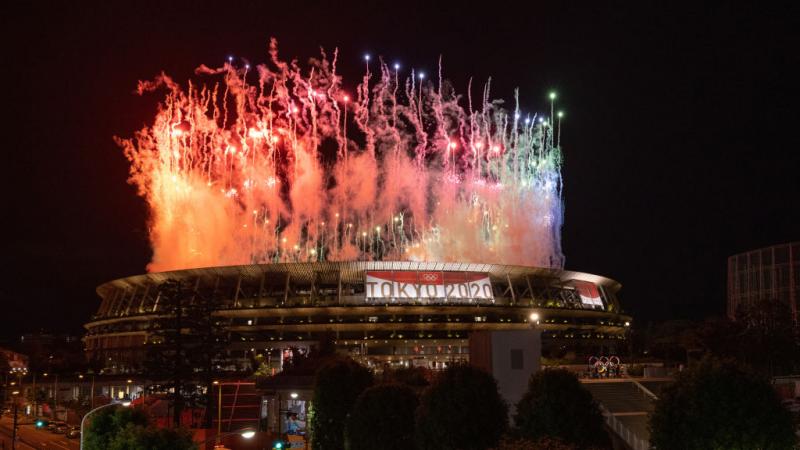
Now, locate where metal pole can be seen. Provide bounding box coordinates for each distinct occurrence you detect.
[11,403,18,450]
[90,376,95,409]
[53,375,58,420]
[217,383,222,443]
[31,373,36,418]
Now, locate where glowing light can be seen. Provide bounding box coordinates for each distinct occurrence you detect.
[549,91,556,100]
[290,392,298,399]
[557,111,564,118]
[118,44,565,271]
[529,312,540,322]
[241,430,256,439]
[364,54,370,61]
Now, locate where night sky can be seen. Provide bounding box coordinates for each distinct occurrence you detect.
[2,1,798,339]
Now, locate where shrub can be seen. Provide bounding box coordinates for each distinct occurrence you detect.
[649,358,796,449]
[310,357,374,450]
[346,383,418,450]
[416,365,507,450]
[514,369,609,449]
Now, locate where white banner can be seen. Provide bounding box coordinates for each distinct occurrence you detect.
[365,271,494,300]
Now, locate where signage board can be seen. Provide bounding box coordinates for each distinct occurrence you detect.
[365,271,494,301]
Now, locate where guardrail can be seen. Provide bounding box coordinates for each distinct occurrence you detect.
[599,404,650,450]
[625,375,659,401]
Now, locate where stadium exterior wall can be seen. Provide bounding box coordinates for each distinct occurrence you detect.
[84,261,632,374]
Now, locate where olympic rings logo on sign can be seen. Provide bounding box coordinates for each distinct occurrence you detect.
[420,273,439,282]
[588,356,621,374]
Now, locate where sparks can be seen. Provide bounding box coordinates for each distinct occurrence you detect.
[118,41,565,271]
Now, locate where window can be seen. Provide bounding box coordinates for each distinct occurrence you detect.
[510,349,523,370]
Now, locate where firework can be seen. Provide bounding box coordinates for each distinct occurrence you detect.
[117,40,565,271]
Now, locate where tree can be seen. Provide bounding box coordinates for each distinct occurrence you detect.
[108,423,197,450]
[649,358,796,450]
[381,366,431,388]
[514,369,609,449]
[415,364,508,450]
[310,357,374,450]
[84,406,197,450]
[83,406,149,450]
[735,298,799,376]
[144,279,228,427]
[346,383,418,450]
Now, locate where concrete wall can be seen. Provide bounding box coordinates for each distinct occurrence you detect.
[470,329,542,415]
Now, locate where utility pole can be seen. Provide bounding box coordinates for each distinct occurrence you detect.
[31,373,36,417]
[53,374,58,420]
[11,399,18,450]
[90,375,95,409]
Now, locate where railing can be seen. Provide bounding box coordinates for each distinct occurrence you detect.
[626,375,658,401]
[600,404,650,450]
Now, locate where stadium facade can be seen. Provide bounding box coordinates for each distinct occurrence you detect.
[84,262,631,374]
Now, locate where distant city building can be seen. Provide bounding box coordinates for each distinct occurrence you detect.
[0,347,28,371]
[17,332,85,373]
[727,242,799,325]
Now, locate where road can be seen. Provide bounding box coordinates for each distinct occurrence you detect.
[0,417,79,450]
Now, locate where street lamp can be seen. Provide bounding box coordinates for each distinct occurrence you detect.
[197,427,257,448]
[79,395,131,450]
[212,380,223,443]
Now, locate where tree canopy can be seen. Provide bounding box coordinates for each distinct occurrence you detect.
[346,383,418,450]
[107,424,197,450]
[514,369,609,449]
[415,364,508,450]
[83,406,149,450]
[649,358,796,450]
[310,356,374,450]
[84,406,196,450]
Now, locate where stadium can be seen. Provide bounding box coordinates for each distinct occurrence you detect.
[84,261,631,374]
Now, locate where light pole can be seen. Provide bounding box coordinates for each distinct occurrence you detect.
[10,389,20,450]
[79,395,131,450]
[212,380,222,443]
